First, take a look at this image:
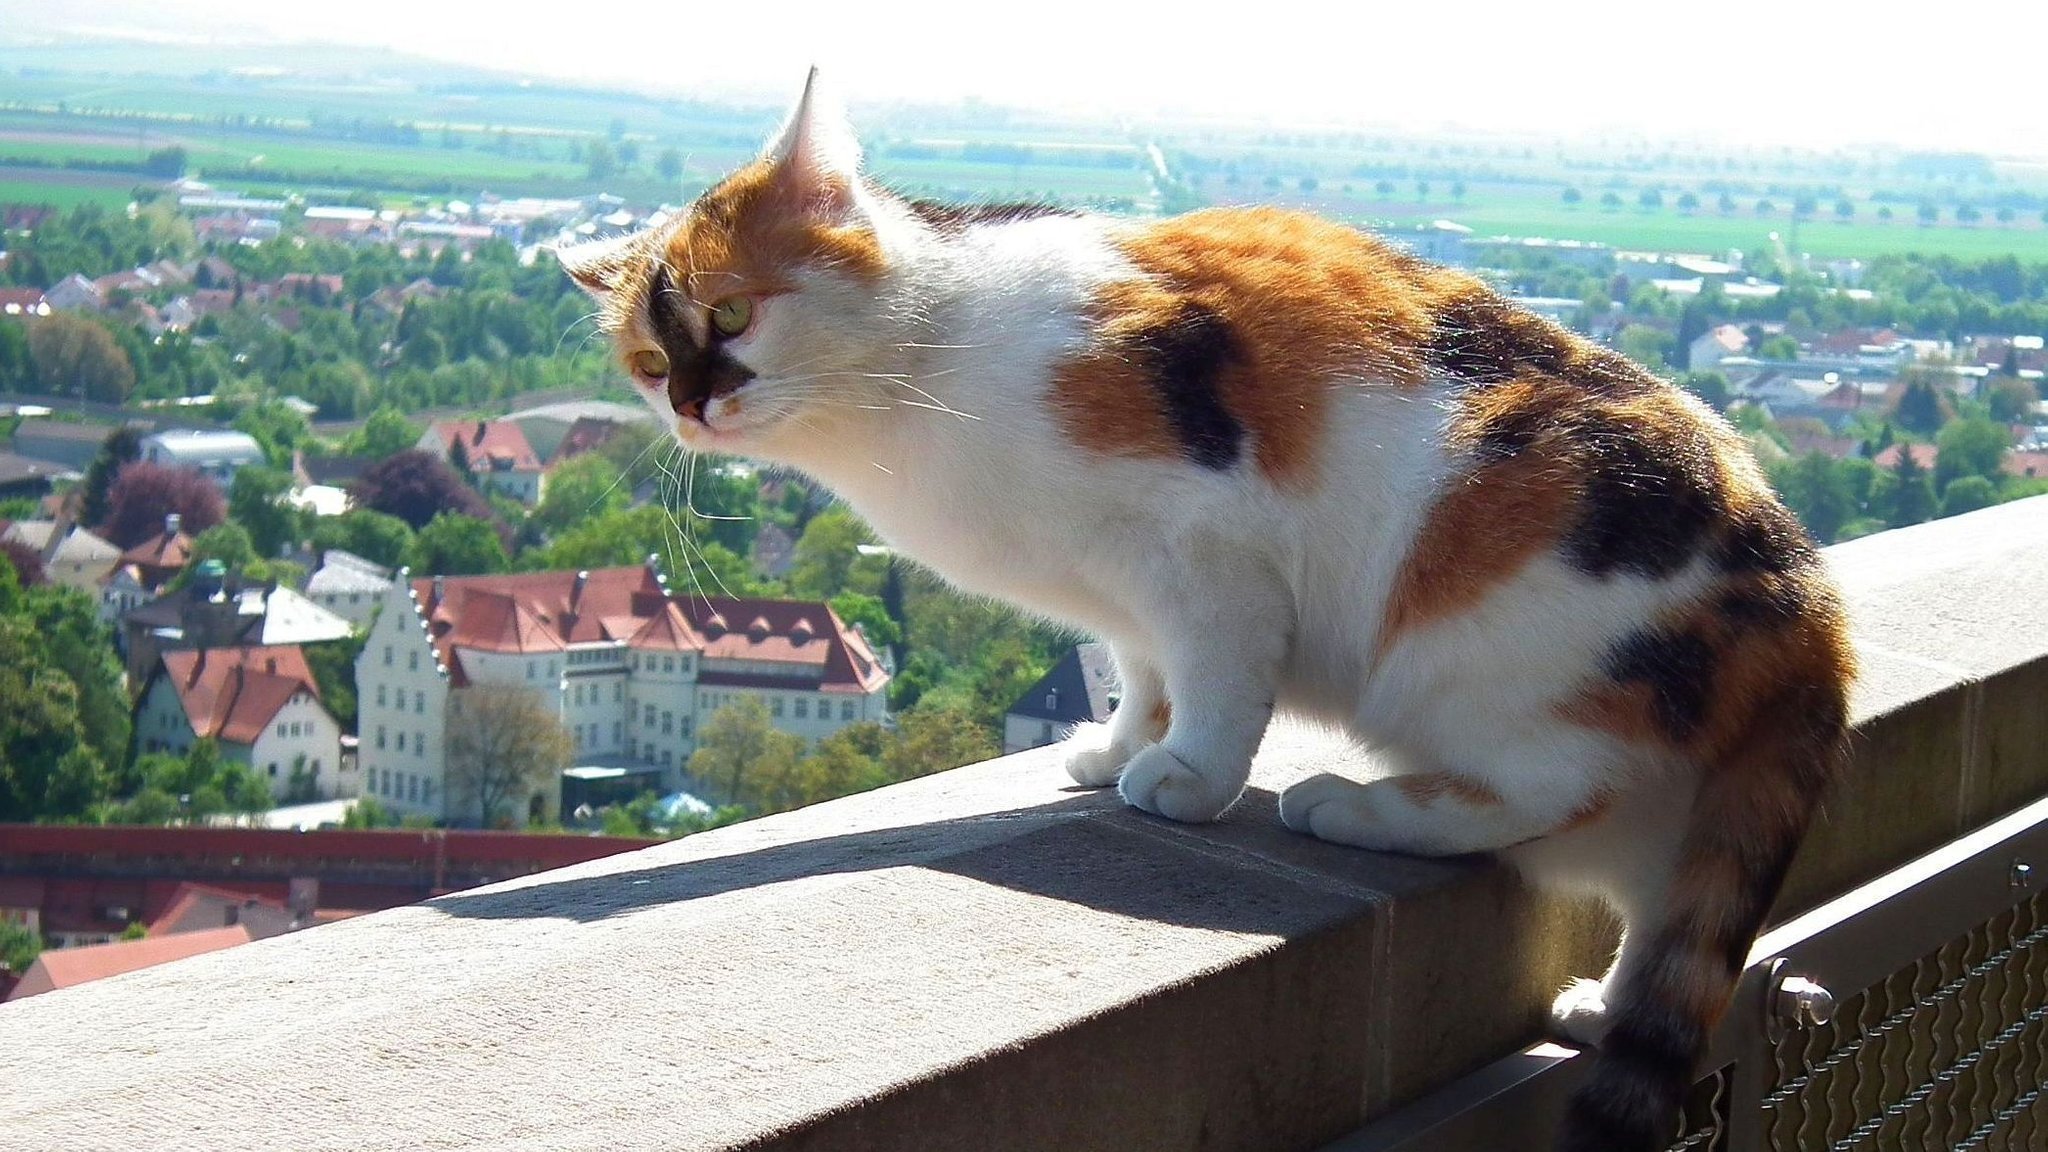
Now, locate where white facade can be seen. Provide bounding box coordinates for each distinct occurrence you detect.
[353,576,889,826]
[135,673,344,802]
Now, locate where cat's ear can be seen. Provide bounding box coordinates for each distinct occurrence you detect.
[763,67,863,217]
[555,231,638,302]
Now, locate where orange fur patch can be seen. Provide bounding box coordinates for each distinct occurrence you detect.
[1377,440,1579,659]
[1393,772,1504,807]
[1053,207,1451,487]
[1148,697,1172,737]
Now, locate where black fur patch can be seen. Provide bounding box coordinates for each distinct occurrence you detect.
[1130,299,1244,470]
[903,198,1075,232]
[1717,581,1808,628]
[648,266,755,419]
[1563,419,1723,579]
[1425,291,1573,385]
[1604,628,1718,741]
[1715,503,1817,577]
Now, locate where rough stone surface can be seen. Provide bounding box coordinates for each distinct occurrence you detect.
[2,498,2044,1152]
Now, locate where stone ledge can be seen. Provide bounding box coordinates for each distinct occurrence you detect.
[3,497,2045,1152]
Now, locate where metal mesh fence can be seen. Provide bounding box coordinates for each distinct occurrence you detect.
[1662,1064,1733,1151]
[1761,890,2048,1151]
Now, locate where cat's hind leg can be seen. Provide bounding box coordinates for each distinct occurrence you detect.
[1278,735,1623,858]
[1062,645,1169,788]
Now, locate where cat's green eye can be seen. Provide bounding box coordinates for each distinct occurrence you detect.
[709,296,753,338]
[630,349,669,381]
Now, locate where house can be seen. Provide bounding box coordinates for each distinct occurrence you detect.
[134,644,344,800]
[119,562,355,683]
[0,450,65,502]
[355,561,890,826]
[0,518,120,591]
[144,881,314,941]
[548,416,627,465]
[117,513,196,594]
[1689,324,1749,370]
[503,400,654,463]
[4,926,252,1002]
[10,418,135,471]
[39,273,103,312]
[293,451,378,491]
[420,420,547,504]
[140,429,266,484]
[0,286,47,318]
[1003,643,1120,756]
[306,549,391,627]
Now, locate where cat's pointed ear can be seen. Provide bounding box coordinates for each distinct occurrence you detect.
[763,67,863,216]
[555,231,638,302]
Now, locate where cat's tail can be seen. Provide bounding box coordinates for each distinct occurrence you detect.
[1555,685,1850,1152]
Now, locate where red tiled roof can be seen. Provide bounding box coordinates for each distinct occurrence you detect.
[157,645,320,746]
[0,287,43,311]
[120,529,194,570]
[429,419,542,473]
[6,925,252,1000]
[550,417,624,464]
[145,882,298,939]
[410,566,886,692]
[2008,451,2048,479]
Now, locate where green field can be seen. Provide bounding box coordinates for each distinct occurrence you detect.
[0,165,136,209]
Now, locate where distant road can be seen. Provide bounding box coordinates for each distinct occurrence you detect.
[0,391,218,430]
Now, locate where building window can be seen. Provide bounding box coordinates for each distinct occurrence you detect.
[377,685,387,707]
[395,732,406,752]
[613,683,622,703]
[681,715,692,738]
[376,726,386,750]
[628,738,638,757]
[612,722,622,744]
[408,651,419,672]
[423,780,435,805]
[841,701,855,721]
[267,763,278,777]
[415,692,425,714]
[384,646,393,666]
[794,698,809,720]
[643,704,655,726]
[407,775,419,802]
[311,760,321,776]
[1041,722,1054,744]
[572,684,582,706]
[771,697,784,718]
[662,712,673,735]
[277,723,287,738]
[681,656,692,674]
[664,657,675,674]
[527,661,536,680]
[416,732,426,759]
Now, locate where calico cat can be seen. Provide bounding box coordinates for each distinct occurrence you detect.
[561,72,1855,1152]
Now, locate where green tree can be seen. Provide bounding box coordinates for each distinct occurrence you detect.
[304,629,366,733]
[0,917,41,976]
[27,314,135,402]
[1888,450,1938,528]
[585,138,617,182]
[230,400,311,469]
[1757,334,1800,360]
[77,426,144,529]
[446,684,572,828]
[401,513,509,576]
[1561,186,1583,207]
[181,523,258,581]
[1892,378,1946,435]
[346,407,425,459]
[1770,453,1856,543]
[882,702,998,780]
[12,581,129,797]
[309,509,415,569]
[229,465,304,559]
[787,506,882,598]
[531,452,627,537]
[1679,371,1731,410]
[688,697,804,812]
[1616,324,1673,371]
[1941,475,1997,517]
[1934,418,2009,489]
[829,592,901,650]
[1987,377,2039,425]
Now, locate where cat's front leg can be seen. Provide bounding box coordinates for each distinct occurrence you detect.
[1061,645,1168,788]
[1116,560,1291,824]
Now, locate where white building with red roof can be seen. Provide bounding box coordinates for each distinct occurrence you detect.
[418,419,547,504]
[133,645,345,802]
[355,559,890,825]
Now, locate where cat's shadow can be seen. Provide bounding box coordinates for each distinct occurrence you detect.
[427,784,1487,936]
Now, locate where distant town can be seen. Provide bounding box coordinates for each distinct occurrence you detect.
[4,40,2047,999]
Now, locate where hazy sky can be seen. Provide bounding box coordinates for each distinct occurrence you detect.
[17,0,2048,156]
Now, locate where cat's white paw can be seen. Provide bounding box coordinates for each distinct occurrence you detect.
[1550,977,1610,1047]
[1279,773,1390,849]
[1117,744,1238,823]
[1061,722,1128,789]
